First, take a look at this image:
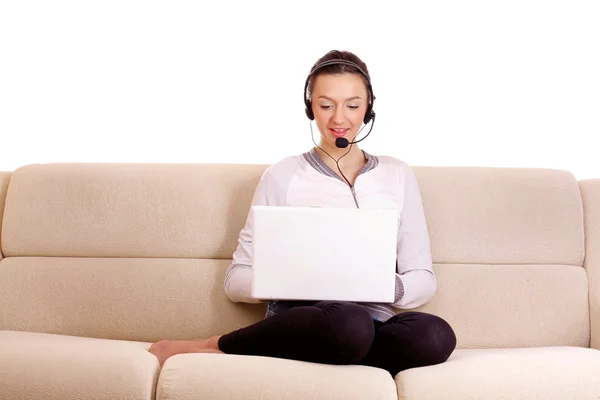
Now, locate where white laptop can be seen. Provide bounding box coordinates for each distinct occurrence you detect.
[250,206,398,303]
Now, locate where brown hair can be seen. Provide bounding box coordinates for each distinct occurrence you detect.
[305,50,371,101]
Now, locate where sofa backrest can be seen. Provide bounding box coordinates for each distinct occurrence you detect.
[0,162,591,349]
[413,166,588,348]
[0,163,270,342]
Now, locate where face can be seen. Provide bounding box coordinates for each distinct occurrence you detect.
[310,73,369,150]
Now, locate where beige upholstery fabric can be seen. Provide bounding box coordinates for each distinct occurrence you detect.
[413,167,585,265]
[0,330,159,400]
[580,179,600,349]
[0,172,11,260]
[0,257,266,342]
[395,347,600,400]
[414,263,589,348]
[157,353,397,400]
[1,163,267,258]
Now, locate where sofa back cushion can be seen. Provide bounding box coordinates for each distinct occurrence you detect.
[1,163,266,258]
[415,167,584,265]
[412,167,588,348]
[0,257,266,342]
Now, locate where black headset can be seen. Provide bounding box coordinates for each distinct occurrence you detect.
[303,59,376,125]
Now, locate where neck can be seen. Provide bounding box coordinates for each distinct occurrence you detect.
[314,142,366,169]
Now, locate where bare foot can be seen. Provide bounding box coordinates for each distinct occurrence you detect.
[148,336,222,367]
[148,340,185,367]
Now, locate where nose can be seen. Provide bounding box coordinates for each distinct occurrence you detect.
[332,106,345,124]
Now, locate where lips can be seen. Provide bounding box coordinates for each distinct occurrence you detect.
[330,128,349,137]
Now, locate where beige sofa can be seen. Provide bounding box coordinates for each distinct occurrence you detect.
[0,162,599,400]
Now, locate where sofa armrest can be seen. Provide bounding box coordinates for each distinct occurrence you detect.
[580,179,600,349]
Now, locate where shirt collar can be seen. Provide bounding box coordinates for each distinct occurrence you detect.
[303,147,379,182]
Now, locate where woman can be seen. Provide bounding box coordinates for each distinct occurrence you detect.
[150,50,456,376]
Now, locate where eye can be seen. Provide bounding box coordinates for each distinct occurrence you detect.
[319,105,333,110]
[347,105,359,109]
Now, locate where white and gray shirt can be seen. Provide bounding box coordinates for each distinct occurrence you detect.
[224,148,436,322]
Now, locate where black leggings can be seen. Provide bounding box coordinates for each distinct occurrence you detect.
[218,301,457,376]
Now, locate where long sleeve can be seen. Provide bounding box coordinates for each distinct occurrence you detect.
[224,165,289,303]
[391,164,437,309]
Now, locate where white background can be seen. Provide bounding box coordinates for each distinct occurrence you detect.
[1,1,598,179]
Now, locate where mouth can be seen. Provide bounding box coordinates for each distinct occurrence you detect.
[329,128,349,137]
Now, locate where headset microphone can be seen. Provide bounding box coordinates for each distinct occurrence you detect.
[335,137,354,148]
[334,113,376,148]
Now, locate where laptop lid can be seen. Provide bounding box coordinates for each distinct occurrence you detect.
[250,206,398,303]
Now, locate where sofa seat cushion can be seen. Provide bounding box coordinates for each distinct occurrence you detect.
[395,346,600,400]
[0,330,159,400]
[157,352,397,400]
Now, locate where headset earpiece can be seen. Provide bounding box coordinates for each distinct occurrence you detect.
[305,103,314,120]
[363,105,374,125]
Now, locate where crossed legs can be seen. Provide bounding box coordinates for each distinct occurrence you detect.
[150,301,456,376]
